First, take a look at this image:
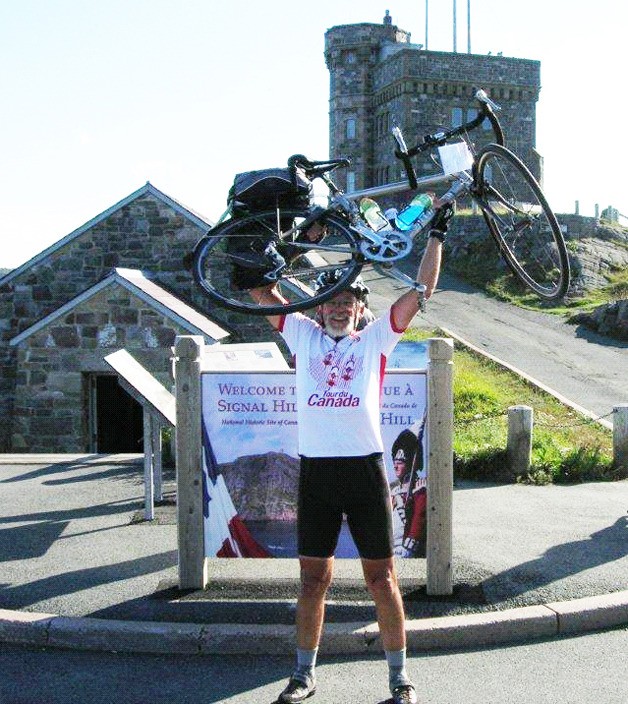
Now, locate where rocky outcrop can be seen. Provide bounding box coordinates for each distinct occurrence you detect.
[563,223,628,295]
[557,219,627,340]
[219,451,300,521]
[569,300,628,341]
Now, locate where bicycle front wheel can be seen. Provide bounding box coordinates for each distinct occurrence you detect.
[193,208,363,315]
[475,144,570,300]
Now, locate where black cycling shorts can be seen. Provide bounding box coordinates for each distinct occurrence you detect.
[297,453,393,560]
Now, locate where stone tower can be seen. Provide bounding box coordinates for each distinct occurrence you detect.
[325,12,542,194]
[325,12,410,193]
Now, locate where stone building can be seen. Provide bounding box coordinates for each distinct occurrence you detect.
[0,183,275,453]
[325,12,542,194]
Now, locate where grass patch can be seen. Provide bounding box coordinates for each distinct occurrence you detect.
[402,328,620,485]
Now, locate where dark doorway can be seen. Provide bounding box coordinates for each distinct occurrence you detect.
[90,375,144,453]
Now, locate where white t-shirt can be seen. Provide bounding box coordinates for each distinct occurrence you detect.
[278,309,404,457]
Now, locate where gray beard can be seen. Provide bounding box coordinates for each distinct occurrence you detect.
[324,321,353,338]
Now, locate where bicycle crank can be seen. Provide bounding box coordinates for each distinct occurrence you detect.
[359,231,413,262]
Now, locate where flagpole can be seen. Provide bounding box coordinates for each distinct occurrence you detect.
[467,0,472,53]
[425,0,429,51]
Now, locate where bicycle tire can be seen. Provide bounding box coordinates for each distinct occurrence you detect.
[192,208,363,315]
[475,144,570,300]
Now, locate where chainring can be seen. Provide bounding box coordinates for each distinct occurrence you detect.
[359,231,413,262]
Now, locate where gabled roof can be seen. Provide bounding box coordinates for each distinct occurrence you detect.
[0,183,213,287]
[10,268,229,346]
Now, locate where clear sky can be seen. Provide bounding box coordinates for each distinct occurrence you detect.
[1,0,626,268]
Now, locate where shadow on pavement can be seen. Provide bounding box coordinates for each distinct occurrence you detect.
[572,322,628,349]
[0,550,177,610]
[0,521,69,561]
[0,461,142,485]
[483,515,628,601]
[0,498,142,526]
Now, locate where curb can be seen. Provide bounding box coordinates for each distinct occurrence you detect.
[2,591,627,656]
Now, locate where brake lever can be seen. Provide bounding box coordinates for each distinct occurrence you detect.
[392,125,409,153]
[391,125,418,190]
[475,88,502,113]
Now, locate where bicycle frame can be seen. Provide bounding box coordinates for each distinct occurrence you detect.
[345,172,458,202]
[324,169,474,294]
[306,91,504,293]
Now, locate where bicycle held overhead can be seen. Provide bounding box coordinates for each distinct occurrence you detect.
[192,89,570,316]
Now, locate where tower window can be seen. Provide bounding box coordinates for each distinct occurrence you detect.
[346,171,356,192]
[346,118,357,140]
[467,108,492,130]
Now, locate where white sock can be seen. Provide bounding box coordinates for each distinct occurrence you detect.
[385,648,413,691]
[294,647,318,684]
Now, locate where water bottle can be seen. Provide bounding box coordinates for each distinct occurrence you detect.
[395,193,434,232]
[359,198,391,232]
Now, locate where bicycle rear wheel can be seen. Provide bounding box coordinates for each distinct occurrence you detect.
[475,144,570,300]
[193,208,363,315]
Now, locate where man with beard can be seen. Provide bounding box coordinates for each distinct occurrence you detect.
[250,206,450,704]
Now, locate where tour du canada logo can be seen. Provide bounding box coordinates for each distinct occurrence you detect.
[307,348,364,407]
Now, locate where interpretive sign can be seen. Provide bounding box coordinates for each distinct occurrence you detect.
[175,335,453,594]
[201,369,427,559]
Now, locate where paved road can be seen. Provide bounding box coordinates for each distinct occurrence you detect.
[362,267,627,421]
[2,627,627,704]
[1,458,626,623]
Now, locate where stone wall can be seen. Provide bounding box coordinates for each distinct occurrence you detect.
[12,285,194,452]
[325,22,402,192]
[557,217,628,294]
[373,50,540,183]
[0,192,195,450]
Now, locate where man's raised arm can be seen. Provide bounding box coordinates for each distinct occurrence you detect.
[391,236,443,331]
[390,203,452,331]
[249,284,288,330]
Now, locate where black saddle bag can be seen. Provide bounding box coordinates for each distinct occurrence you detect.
[228,167,312,217]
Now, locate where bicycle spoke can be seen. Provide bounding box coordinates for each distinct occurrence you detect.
[193,208,362,315]
[477,145,569,299]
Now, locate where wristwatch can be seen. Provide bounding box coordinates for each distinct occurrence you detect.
[412,283,427,311]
